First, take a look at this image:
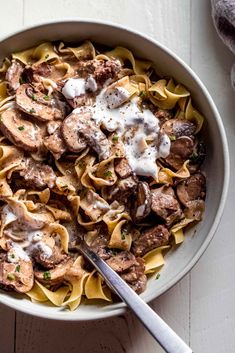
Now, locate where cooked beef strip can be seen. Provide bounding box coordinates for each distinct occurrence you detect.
[106,251,138,272]
[114,158,132,178]
[6,60,24,93]
[19,157,56,189]
[176,172,206,207]
[0,108,43,152]
[107,176,137,203]
[77,59,121,85]
[132,225,170,257]
[43,129,67,160]
[34,259,72,286]
[32,245,67,270]
[151,186,183,226]
[164,136,195,170]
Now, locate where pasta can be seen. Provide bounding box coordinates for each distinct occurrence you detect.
[0,40,206,310]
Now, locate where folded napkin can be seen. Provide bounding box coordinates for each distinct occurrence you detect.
[211,0,235,89]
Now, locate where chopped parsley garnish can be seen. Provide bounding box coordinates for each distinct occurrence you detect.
[112,135,119,142]
[43,271,51,280]
[169,135,176,141]
[190,151,198,160]
[15,265,20,272]
[43,95,49,101]
[45,54,49,59]
[155,273,161,280]
[19,77,26,84]
[29,108,36,114]
[10,254,15,259]
[139,90,145,98]
[7,273,15,281]
[104,170,112,178]
[18,125,25,131]
[31,94,37,101]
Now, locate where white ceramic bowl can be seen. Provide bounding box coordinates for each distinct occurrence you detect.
[0,20,229,320]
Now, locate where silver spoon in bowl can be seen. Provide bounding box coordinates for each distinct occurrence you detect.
[75,239,193,353]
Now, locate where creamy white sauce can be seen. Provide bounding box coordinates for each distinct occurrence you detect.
[62,75,97,99]
[73,86,171,178]
[104,87,130,109]
[8,242,30,262]
[27,231,53,259]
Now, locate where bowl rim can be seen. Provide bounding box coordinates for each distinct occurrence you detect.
[0,18,230,321]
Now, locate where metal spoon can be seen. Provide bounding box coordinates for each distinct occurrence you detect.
[76,239,193,353]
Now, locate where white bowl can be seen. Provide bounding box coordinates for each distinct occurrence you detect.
[0,20,229,320]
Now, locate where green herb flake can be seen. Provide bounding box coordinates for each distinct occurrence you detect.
[190,151,198,160]
[10,254,15,259]
[15,265,20,272]
[139,90,145,98]
[169,135,176,141]
[19,77,26,84]
[31,94,37,101]
[155,273,161,280]
[7,273,15,281]
[43,95,49,101]
[104,170,112,178]
[43,271,51,280]
[112,135,119,142]
[18,125,25,131]
[45,54,49,59]
[29,108,36,114]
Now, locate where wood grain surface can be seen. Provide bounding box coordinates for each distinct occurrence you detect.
[0,1,234,352]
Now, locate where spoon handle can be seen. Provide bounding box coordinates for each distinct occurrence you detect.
[78,241,192,353]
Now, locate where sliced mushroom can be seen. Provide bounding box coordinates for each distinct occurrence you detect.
[0,108,43,152]
[161,119,196,138]
[115,158,132,178]
[132,224,169,257]
[0,255,34,293]
[165,136,195,170]
[6,60,24,93]
[44,129,67,160]
[106,176,137,203]
[184,200,205,221]
[176,172,206,207]
[151,186,183,226]
[19,157,56,189]
[16,84,65,121]
[61,112,111,160]
[132,182,151,223]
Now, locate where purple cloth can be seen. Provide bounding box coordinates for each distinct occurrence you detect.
[212,0,235,89]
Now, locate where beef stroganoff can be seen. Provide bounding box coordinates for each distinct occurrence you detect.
[0,41,206,310]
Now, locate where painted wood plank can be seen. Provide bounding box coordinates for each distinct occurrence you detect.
[0,304,15,353]
[190,1,235,352]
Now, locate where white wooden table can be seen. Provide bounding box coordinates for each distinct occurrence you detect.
[0,1,234,352]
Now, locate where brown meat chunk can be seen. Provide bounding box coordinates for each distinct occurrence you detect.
[129,274,147,294]
[154,108,173,125]
[34,259,72,286]
[176,173,206,207]
[115,158,132,178]
[151,186,183,226]
[0,255,34,293]
[78,59,121,85]
[0,108,43,152]
[121,258,147,294]
[107,176,137,203]
[165,136,195,170]
[19,157,56,189]
[132,225,170,257]
[32,245,67,269]
[6,60,24,93]
[44,129,67,160]
[61,112,111,160]
[161,119,196,138]
[131,182,151,223]
[16,84,66,121]
[106,251,138,272]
